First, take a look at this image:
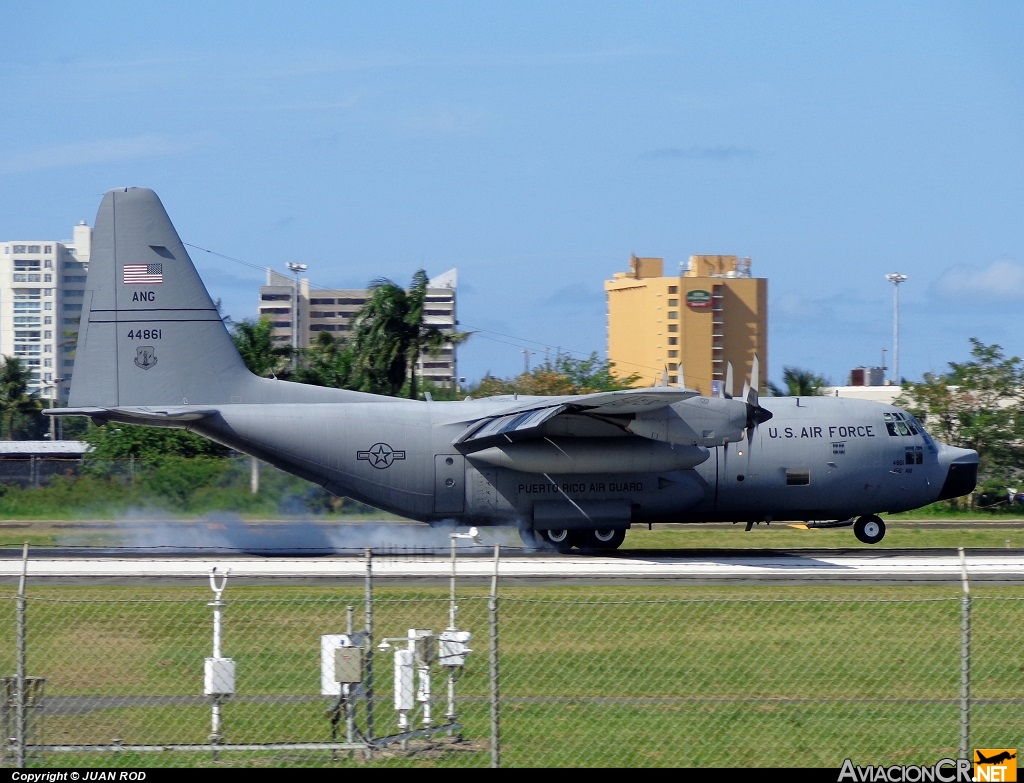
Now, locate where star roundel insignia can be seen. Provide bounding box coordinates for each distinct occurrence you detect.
[356,442,407,469]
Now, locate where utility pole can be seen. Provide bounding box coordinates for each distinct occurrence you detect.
[521,349,533,375]
[286,262,308,372]
[47,378,65,440]
[885,274,907,385]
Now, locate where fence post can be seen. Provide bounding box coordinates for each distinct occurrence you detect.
[364,548,374,745]
[489,544,501,769]
[958,547,971,761]
[16,543,28,768]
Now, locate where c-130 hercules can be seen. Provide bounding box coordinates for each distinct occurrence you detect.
[48,188,979,550]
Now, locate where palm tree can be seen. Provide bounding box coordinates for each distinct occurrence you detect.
[767,366,828,397]
[0,356,43,440]
[350,270,469,398]
[293,331,355,388]
[230,317,291,378]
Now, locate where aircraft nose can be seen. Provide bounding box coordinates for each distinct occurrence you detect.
[936,445,979,501]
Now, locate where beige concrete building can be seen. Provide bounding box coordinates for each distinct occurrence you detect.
[605,254,767,396]
[0,222,91,403]
[258,268,460,390]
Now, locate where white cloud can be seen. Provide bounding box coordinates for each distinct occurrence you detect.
[934,259,1024,301]
[0,134,211,175]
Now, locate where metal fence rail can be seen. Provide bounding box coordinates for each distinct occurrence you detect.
[2,556,1023,768]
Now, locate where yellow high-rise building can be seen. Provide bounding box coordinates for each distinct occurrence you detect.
[605,254,767,396]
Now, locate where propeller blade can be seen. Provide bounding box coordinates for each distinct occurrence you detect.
[725,363,735,399]
[744,356,773,428]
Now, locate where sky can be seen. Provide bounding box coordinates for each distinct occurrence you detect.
[2,1,1023,390]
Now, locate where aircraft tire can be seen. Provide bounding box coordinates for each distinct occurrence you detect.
[854,515,886,545]
[518,527,541,550]
[582,528,626,551]
[540,528,581,552]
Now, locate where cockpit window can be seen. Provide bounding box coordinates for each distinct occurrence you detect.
[907,414,938,452]
[884,411,921,437]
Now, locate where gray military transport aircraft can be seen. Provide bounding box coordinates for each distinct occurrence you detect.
[47,187,980,551]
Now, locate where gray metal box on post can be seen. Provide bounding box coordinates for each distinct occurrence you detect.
[334,647,363,685]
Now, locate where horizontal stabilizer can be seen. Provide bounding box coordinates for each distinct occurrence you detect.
[46,406,219,424]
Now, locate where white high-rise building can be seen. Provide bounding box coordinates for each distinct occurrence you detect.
[0,221,92,403]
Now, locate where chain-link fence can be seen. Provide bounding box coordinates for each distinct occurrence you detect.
[2,554,1022,768]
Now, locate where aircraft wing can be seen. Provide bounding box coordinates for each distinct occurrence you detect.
[454,387,698,450]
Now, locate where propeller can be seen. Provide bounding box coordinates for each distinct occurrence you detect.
[723,357,774,478]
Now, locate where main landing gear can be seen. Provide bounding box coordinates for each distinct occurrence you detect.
[519,527,627,552]
[853,514,886,545]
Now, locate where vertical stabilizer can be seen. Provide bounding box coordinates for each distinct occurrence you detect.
[69,187,253,407]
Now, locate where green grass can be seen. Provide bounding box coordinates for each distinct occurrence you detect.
[3,585,1024,767]
[1,515,1022,551]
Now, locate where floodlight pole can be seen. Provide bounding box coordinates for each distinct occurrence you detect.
[885,274,907,385]
[286,261,308,372]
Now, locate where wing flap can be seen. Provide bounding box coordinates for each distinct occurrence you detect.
[454,404,567,449]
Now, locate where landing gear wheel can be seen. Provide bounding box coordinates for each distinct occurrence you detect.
[518,527,541,550]
[854,515,886,545]
[540,528,581,552]
[582,528,626,551]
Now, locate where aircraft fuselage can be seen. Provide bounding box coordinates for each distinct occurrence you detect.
[176,393,975,533]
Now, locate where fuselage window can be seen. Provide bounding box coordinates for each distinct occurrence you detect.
[785,469,810,486]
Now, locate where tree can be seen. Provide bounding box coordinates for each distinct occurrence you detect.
[230,317,291,378]
[350,270,469,398]
[83,424,229,464]
[767,367,828,397]
[897,338,1024,487]
[293,331,355,389]
[469,353,641,397]
[0,357,44,440]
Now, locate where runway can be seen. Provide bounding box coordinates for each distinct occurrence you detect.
[3,550,1023,585]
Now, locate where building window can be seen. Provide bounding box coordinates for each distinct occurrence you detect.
[668,324,678,333]
[668,337,678,345]
[668,311,678,319]
[668,299,678,307]
[668,350,678,358]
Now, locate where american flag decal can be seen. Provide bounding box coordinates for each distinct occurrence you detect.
[123,263,164,285]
